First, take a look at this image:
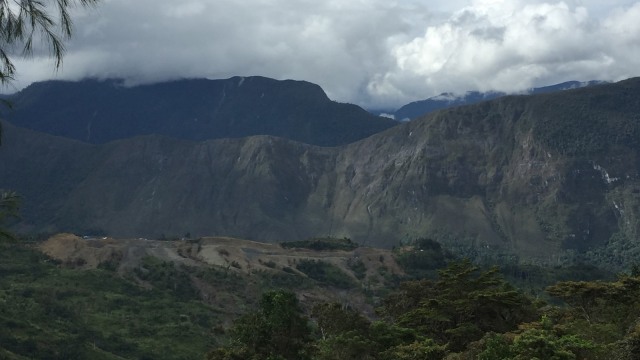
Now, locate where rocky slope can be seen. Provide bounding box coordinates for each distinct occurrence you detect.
[38,233,403,280]
[1,78,639,267]
[37,233,405,315]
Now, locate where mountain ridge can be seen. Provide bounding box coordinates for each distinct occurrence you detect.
[1,78,639,269]
[392,80,606,121]
[3,76,397,147]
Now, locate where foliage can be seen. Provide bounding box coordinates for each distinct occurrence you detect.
[0,190,20,241]
[500,262,615,297]
[280,237,358,251]
[509,328,595,360]
[380,259,537,351]
[546,276,640,342]
[347,257,367,280]
[477,333,514,360]
[5,238,640,359]
[208,290,313,360]
[314,331,379,360]
[531,85,640,155]
[0,0,99,84]
[133,256,199,301]
[206,260,640,360]
[311,302,370,339]
[255,269,315,290]
[0,245,218,359]
[381,338,446,360]
[311,303,421,360]
[476,328,596,360]
[311,303,377,360]
[0,0,99,250]
[393,238,454,278]
[295,259,355,289]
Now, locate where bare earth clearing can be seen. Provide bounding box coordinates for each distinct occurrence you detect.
[38,234,406,315]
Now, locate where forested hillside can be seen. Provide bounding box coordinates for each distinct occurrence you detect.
[0,237,635,360]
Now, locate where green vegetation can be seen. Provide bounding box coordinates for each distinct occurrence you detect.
[133,256,200,301]
[207,290,313,360]
[296,259,355,289]
[0,0,100,85]
[500,262,615,296]
[0,191,19,242]
[0,245,218,359]
[280,237,358,251]
[394,237,455,278]
[531,84,640,155]
[347,257,367,280]
[255,269,315,290]
[1,235,636,359]
[210,258,640,359]
[380,259,537,352]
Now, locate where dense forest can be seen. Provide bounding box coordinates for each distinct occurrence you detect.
[1,237,638,359]
[208,262,640,359]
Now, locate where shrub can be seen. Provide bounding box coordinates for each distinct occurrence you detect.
[347,258,367,280]
[280,237,358,251]
[296,260,355,289]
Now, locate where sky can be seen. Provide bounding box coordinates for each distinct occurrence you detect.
[5,0,640,109]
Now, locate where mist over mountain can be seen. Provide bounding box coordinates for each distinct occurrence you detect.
[392,80,606,121]
[2,76,397,147]
[1,78,639,269]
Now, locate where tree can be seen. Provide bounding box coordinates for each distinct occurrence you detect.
[546,276,640,346]
[208,290,313,360]
[0,190,19,241]
[380,259,537,352]
[1,0,99,85]
[381,338,446,360]
[311,302,378,360]
[1,1,98,239]
[311,302,370,339]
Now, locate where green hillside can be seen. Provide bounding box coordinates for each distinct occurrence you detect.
[0,238,635,360]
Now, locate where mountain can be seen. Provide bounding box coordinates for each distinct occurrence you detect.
[2,77,397,147]
[1,78,639,269]
[393,80,605,121]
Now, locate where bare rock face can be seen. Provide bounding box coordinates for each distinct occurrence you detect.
[2,78,640,267]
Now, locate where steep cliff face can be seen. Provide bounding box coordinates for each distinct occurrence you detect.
[1,78,639,266]
[323,81,640,262]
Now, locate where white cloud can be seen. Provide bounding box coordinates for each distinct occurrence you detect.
[372,0,640,106]
[4,0,640,109]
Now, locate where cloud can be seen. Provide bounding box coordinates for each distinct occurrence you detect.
[372,0,640,106]
[5,0,640,109]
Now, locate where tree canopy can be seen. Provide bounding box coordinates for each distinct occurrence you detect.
[0,190,19,241]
